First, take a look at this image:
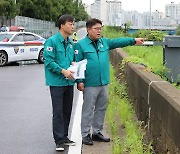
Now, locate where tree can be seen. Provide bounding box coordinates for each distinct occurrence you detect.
[72,0,89,21]
[0,0,17,26]
[1,0,89,25]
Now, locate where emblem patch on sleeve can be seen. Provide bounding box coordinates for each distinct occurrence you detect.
[74,50,78,54]
[46,46,53,51]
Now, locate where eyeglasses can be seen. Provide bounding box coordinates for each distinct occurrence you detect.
[91,27,102,31]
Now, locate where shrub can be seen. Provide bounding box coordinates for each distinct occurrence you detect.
[133,30,165,41]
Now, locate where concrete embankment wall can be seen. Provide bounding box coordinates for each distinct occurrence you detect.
[110,48,180,153]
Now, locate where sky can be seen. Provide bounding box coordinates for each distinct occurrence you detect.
[82,0,180,13]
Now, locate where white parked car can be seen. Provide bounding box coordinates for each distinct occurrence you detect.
[0,32,46,66]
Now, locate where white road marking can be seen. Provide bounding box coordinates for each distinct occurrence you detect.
[68,90,83,154]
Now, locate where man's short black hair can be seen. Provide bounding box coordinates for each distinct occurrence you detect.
[58,14,74,29]
[86,18,102,28]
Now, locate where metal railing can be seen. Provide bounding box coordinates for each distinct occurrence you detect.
[1,16,86,39]
[14,16,58,39]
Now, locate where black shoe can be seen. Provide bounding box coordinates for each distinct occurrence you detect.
[92,132,110,142]
[64,137,76,146]
[82,134,93,145]
[56,143,64,151]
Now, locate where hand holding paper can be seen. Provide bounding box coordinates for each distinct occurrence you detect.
[67,59,87,79]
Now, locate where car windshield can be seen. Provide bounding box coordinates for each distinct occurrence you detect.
[0,34,13,41]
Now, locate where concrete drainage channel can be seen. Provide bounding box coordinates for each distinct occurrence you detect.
[110,47,180,153]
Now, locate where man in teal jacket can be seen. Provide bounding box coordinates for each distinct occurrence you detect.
[44,14,76,151]
[75,18,144,145]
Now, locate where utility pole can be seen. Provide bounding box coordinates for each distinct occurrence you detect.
[78,0,80,7]
[149,0,151,30]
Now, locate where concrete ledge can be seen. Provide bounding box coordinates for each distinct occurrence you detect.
[110,48,180,153]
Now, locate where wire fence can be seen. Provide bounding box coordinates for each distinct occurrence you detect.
[14,16,58,39]
[0,16,86,39]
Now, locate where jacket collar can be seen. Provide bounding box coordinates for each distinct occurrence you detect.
[85,35,102,45]
[57,32,72,44]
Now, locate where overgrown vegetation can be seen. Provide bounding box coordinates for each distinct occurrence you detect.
[123,46,167,79]
[103,26,125,38]
[103,26,166,41]
[106,66,153,154]
[103,26,180,89]
[132,29,165,41]
[103,27,167,78]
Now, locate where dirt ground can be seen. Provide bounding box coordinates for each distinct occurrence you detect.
[82,122,113,154]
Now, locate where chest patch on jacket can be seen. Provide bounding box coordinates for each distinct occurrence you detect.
[74,50,78,54]
[46,46,53,51]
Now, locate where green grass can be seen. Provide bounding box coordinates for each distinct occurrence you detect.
[106,66,153,154]
[103,27,167,79]
[103,27,180,89]
[103,26,125,38]
[123,46,167,79]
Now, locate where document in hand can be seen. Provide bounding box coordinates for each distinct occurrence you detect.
[67,59,87,79]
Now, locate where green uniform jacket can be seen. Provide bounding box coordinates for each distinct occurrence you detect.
[75,35,136,87]
[44,32,75,86]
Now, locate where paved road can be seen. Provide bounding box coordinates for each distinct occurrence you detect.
[0,28,86,154]
[77,28,86,40]
[0,63,80,154]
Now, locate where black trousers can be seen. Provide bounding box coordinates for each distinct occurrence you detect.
[50,86,74,144]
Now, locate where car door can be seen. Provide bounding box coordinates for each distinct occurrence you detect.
[10,33,26,61]
[23,33,41,60]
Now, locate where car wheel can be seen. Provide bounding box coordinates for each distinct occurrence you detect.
[0,51,8,66]
[37,49,44,64]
